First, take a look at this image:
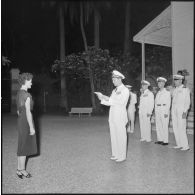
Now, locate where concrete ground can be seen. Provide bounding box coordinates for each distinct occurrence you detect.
[1,114,194,193]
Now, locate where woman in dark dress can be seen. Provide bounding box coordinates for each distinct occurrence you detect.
[16,73,37,179]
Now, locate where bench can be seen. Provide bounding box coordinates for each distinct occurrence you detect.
[69,107,93,117]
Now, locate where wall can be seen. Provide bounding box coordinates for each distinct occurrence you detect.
[171,1,194,92]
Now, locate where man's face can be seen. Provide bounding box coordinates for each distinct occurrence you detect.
[141,84,148,90]
[174,79,182,87]
[112,77,121,87]
[157,81,165,89]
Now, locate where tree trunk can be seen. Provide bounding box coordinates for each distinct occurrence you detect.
[94,8,100,48]
[59,3,68,111]
[123,1,131,55]
[80,3,96,110]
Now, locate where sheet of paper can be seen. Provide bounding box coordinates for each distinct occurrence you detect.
[94,92,103,97]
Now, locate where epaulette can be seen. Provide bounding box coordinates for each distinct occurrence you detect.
[183,86,186,88]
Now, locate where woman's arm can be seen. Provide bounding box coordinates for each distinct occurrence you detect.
[25,97,35,135]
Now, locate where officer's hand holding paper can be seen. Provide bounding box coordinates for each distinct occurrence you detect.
[94,92,103,100]
[94,92,109,101]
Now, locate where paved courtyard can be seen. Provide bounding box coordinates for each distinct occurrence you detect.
[1,114,194,193]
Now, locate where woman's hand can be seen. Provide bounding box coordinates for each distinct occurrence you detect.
[30,128,35,135]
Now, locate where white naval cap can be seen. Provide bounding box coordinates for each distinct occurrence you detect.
[126,85,132,88]
[112,70,125,79]
[173,74,184,80]
[157,77,167,82]
[141,80,150,86]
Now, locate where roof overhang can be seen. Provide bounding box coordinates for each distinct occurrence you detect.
[133,5,171,47]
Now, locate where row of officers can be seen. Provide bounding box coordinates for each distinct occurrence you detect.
[96,70,191,162]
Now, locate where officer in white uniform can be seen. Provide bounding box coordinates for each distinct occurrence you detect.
[95,70,129,162]
[139,80,154,142]
[154,77,171,145]
[171,74,191,151]
[126,85,137,133]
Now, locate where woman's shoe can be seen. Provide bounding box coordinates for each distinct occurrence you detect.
[17,169,32,178]
[16,170,23,179]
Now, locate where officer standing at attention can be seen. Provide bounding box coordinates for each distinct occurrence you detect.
[172,74,191,151]
[95,70,129,162]
[139,80,154,142]
[154,77,171,145]
[126,85,137,133]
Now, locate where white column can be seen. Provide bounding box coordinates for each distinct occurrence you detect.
[141,42,145,80]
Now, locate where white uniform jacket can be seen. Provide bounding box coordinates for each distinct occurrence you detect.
[155,88,171,115]
[139,89,154,115]
[101,84,129,124]
[172,85,191,113]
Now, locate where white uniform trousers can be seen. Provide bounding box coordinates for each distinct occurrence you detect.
[139,112,151,141]
[109,120,127,160]
[171,106,189,148]
[155,108,169,143]
[127,108,136,132]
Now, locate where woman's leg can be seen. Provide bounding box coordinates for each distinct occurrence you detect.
[17,156,31,176]
[17,156,26,170]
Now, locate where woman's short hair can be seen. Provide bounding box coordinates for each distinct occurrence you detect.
[18,73,33,85]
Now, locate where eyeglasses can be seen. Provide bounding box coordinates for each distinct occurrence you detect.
[174,79,180,80]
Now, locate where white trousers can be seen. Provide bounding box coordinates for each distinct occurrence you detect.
[171,106,189,148]
[139,112,151,141]
[127,109,135,132]
[155,109,169,143]
[109,121,127,160]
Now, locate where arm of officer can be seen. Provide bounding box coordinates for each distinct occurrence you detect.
[101,91,114,106]
[101,88,129,106]
[183,88,191,113]
[132,93,137,105]
[101,98,111,106]
[165,91,171,114]
[147,92,154,115]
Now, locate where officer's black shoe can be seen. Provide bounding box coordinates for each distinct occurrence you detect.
[155,141,163,144]
[162,143,169,145]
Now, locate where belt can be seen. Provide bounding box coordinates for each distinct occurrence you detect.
[156,104,166,106]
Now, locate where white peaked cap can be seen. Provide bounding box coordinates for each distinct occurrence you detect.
[112,70,125,79]
[173,74,184,79]
[126,85,132,88]
[141,80,150,86]
[157,77,167,82]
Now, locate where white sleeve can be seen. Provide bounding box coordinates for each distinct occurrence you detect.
[147,92,154,114]
[101,99,111,106]
[165,91,171,114]
[131,93,137,104]
[184,88,191,113]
